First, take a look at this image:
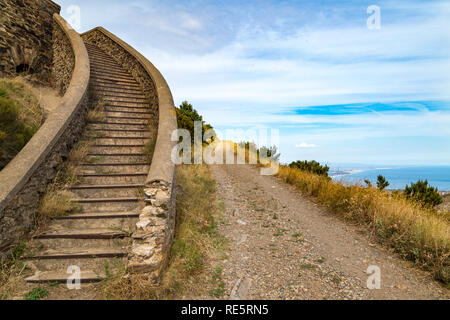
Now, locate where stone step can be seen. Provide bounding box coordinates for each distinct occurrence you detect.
[25,270,104,283]
[70,185,143,198]
[99,91,146,99]
[91,76,139,87]
[90,65,131,76]
[106,100,150,106]
[104,107,153,115]
[80,172,147,185]
[91,70,135,81]
[88,145,146,155]
[34,228,129,239]
[92,83,142,92]
[27,247,127,260]
[80,162,149,174]
[90,63,127,73]
[27,256,127,277]
[54,211,140,220]
[103,105,152,113]
[104,116,150,124]
[34,237,131,250]
[104,110,153,117]
[92,137,150,145]
[103,96,149,103]
[86,128,151,138]
[90,71,137,81]
[90,62,125,73]
[87,122,149,131]
[86,50,117,60]
[48,215,138,230]
[88,57,118,66]
[90,76,140,87]
[87,52,118,62]
[85,153,149,164]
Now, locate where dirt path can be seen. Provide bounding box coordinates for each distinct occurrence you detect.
[208,164,449,300]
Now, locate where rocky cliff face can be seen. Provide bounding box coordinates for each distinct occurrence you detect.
[0,0,61,81]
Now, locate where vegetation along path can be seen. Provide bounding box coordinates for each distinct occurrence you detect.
[207,164,449,300]
[24,42,155,285]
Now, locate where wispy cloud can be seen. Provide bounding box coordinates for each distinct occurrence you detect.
[296,142,317,148]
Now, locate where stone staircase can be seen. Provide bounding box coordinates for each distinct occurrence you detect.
[25,42,154,283]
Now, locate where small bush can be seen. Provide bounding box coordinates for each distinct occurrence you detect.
[376,175,389,190]
[289,160,329,177]
[176,101,215,144]
[404,180,443,208]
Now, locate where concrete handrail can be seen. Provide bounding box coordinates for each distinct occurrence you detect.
[0,14,90,212]
[81,27,177,186]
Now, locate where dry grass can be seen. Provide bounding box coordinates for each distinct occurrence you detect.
[36,139,91,223]
[276,165,450,284]
[0,241,33,300]
[86,102,105,122]
[39,190,80,219]
[96,164,223,299]
[0,78,44,128]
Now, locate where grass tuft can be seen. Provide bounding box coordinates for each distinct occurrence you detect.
[39,190,79,218]
[24,287,48,300]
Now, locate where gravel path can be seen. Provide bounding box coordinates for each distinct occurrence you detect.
[208,164,449,300]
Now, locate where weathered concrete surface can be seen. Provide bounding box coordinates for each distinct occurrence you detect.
[82,27,178,281]
[0,14,90,259]
[0,0,61,81]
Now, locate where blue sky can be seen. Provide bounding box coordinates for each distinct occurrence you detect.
[58,0,450,166]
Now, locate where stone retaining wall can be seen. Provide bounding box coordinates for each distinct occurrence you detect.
[82,28,178,282]
[0,0,61,81]
[0,14,90,259]
[52,17,75,95]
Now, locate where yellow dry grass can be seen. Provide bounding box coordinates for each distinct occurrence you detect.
[0,78,44,128]
[39,190,79,219]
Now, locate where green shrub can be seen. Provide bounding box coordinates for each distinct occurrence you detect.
[289,160,329,177]
[376,175,389,190]
[176,101,214,143]
[0,96,37,169]
[404,180,443,208]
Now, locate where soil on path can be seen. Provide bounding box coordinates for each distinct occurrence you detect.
[203,164,448,300]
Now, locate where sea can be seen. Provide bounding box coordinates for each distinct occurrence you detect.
[330,166,450,192]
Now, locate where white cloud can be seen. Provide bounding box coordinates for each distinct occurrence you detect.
[296,142,317,148]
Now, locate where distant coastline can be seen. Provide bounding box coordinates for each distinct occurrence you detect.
[330,166,450,192]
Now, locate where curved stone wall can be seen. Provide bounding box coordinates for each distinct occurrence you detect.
[0,14,90,259]
[52,16,75,95]
[81,28,178,281]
